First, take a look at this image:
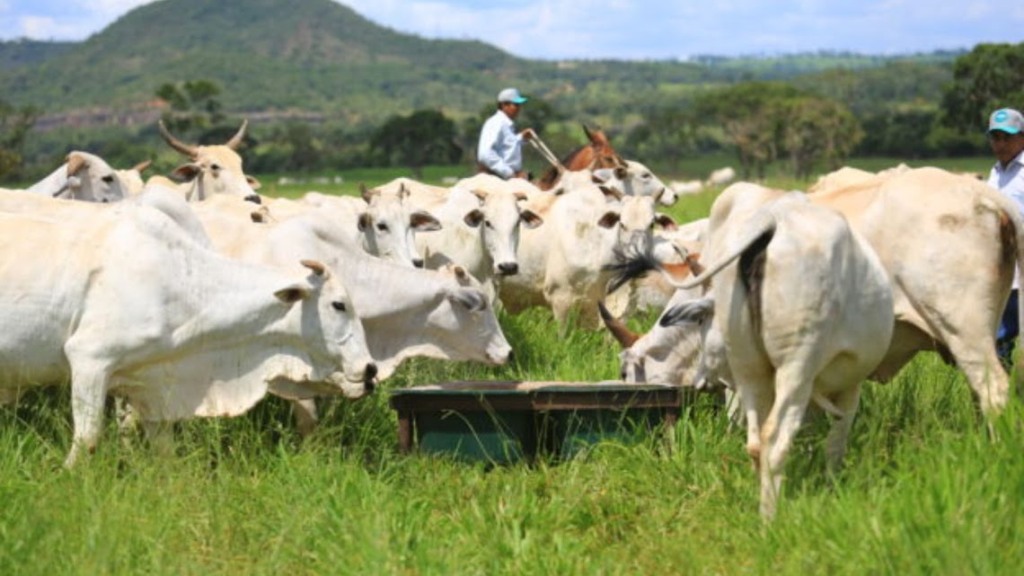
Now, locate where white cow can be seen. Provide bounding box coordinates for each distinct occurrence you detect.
[264,186,442,268]
[381,176,543,302]
[669,179,704,196]
[705,166,736,187]
[0,192,375,466]
[618,168,1024,417]
[612,188,894,520]
[155,120,263,203]
[190,206,513,434]
[340,184,441,267]
[805,167,1024,414]
[620,160,676,206]
[22,151,131,202]
[498,171,638,328]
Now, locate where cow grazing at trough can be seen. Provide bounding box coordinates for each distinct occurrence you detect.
[0,191,376,466]
[156,119,262,203]
[610,187,894,520]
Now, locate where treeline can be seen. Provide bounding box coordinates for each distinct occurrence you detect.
[2,43,1022,183]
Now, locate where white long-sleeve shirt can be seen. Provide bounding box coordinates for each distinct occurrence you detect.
[477,110,522,179]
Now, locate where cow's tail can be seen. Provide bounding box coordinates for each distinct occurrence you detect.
[605,211,778,294]
[665,211,777,291]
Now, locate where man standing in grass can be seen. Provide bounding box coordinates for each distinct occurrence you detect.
[477,87,536,180]
[987,107,1024,367]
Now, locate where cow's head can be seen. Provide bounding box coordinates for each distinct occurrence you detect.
[432,264,513,365]
[359,182,441,268]
[274,259,377,398]
[461,187,543,277]
[160,120,262,204]
[62,151,130,203]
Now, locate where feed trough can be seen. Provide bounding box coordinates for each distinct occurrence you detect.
[388,381,683,464]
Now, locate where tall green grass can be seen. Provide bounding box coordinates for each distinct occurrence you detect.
[1,307,1022,575]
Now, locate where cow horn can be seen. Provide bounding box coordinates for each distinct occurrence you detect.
[65,152,86,177]
[158,120,198,158]
[300,259,327,277]
[598,301,639,348]
[132,159,153,173]
[225,119,248,150]
[360,183,377,203]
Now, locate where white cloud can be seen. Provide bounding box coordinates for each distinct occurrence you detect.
[0,0,1021,58]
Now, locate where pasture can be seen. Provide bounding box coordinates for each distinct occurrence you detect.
[2,160,1021,575]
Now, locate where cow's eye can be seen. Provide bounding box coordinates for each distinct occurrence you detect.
[331,301,346,312]
[210,163,221,172]
[376,223,388,232]
[102,175,114,183]
[485,220,493,228]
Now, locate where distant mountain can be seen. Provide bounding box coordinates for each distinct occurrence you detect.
[0,0,960,131]
[0,0,539,125]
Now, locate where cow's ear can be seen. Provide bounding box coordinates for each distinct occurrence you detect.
[247,175,262,190]
[464,209,484,228]
[598,211,620,229]
[660,297,714,327]
[357,212,372,232]
[447,287,487,312]
[520,209,543,229]
[598,185,623,201]
[655,214,678,230]
[172,164,201,182]
[274,285,310,303]
[410,210,442,232]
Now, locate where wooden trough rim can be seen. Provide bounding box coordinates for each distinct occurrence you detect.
[391,380,677,394]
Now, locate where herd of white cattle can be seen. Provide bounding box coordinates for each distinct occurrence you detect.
[1,120,1017,520]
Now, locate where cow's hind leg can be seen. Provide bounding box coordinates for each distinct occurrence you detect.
[943,332,1009,416]
[759,362,814,521]
[823,383,862,474]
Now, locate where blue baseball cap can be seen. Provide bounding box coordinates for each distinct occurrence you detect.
[988,108,1024,135]
[497,87,528,104]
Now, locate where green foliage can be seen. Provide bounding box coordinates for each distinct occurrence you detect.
[942,42,1024,132]
[369,110,463,176]
[0,97,40,179]
[156,79,225,138]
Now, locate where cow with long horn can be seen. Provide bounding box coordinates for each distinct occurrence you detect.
[152,120,262,204]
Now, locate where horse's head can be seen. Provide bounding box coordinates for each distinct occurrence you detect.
[537,124,626,190]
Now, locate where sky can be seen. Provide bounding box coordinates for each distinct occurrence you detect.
[0,0,1021,60]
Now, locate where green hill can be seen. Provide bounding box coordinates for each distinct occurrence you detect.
[0,0,959,135]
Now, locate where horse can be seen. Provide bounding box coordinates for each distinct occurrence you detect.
[536,125,627,191]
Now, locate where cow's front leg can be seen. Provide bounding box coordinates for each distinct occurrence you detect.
[65,364,110,468]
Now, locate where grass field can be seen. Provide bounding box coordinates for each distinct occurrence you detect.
[2,161,1021,575]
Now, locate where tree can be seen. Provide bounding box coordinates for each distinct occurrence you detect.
[625,105,698,172]
[778,96,862,179]
[693,82,801,179]
[941,42,1024,133]
[156,79,226,139]
[0,98,41,181]
[370,109,462,177]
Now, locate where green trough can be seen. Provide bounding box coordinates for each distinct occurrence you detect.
[388,381,684,464]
